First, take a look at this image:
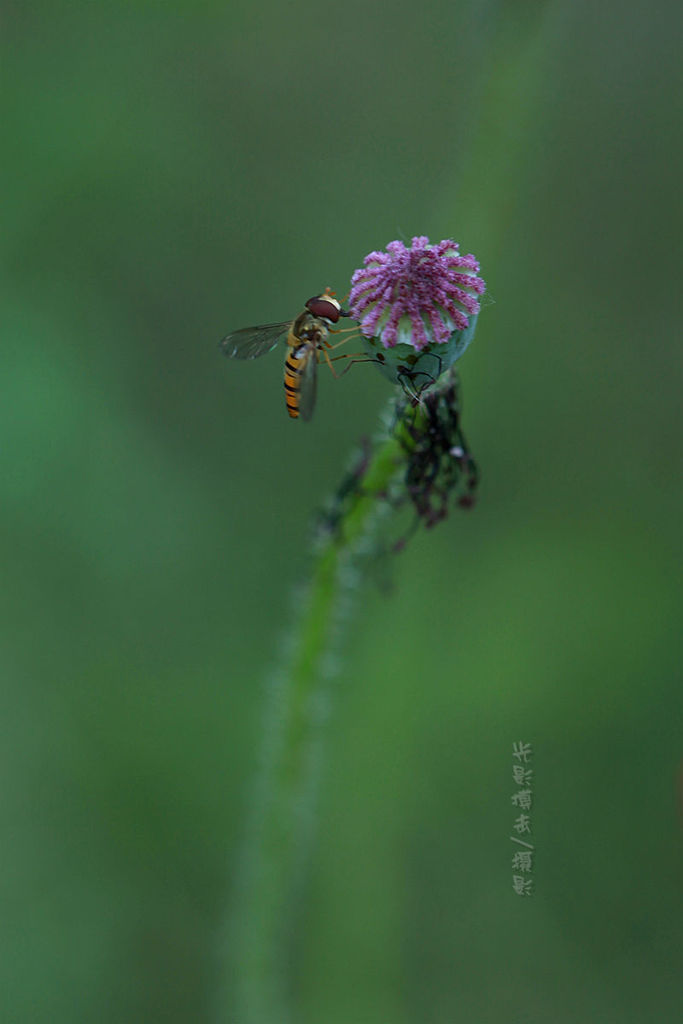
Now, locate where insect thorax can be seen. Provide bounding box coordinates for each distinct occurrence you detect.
[289,311,328,350]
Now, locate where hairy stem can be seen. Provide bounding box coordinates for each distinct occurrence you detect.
[227,397,414,1024]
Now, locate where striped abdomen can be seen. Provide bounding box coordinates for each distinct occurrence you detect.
[283,344,309,419]
[283,315,326,421]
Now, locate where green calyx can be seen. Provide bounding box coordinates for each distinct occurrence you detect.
[360,313,479,385]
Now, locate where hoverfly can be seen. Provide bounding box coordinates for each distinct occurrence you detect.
[220,288,357,421]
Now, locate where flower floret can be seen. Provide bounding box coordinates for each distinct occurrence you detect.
[349,236,486,352]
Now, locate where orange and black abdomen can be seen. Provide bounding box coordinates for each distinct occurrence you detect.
[284,347,306,419]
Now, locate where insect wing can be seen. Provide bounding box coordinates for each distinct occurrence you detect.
[220,321,291,360]
[298,347,318,422]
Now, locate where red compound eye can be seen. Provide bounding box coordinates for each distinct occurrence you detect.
[305,295,341,323]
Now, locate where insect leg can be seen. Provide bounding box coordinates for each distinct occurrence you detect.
[324,329,363,348]
[320,350,380,379]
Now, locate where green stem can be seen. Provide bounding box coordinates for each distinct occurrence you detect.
[229,397,414,1024]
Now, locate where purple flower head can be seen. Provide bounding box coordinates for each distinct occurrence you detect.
[349,236,486,352]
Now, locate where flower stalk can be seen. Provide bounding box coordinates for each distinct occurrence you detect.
[230,369,476,1024]
[227,404,400,1024]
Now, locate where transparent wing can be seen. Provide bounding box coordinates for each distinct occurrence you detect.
[298,350,318,422]
[220,321,291,360]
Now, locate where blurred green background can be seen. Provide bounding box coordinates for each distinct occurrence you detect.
[2,0,681,1021]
